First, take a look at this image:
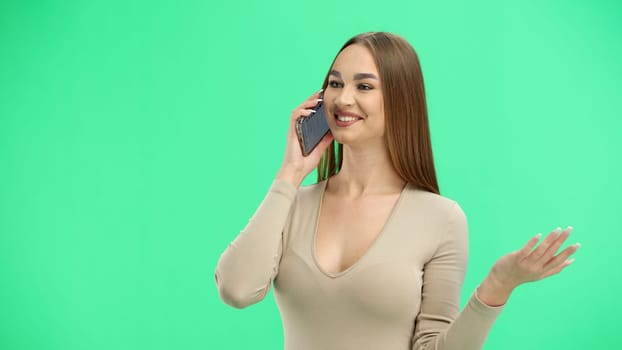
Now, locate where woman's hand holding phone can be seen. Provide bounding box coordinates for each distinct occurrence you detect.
[276,91,334,188]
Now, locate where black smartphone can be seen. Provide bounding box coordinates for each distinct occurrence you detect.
[295,98,330,156]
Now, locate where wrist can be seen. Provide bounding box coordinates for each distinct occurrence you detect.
[276,166,305,188]
[477,273,516,307]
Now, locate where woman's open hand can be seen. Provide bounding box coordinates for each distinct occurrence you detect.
[477,227,580,306]
[276,91,334,187]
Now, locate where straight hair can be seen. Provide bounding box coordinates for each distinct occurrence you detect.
[317,32,440,194]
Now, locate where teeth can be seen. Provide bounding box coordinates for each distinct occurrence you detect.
[337,115,359,122]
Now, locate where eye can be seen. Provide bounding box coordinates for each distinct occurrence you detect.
[358,83,374,90]
[328,80,343,88]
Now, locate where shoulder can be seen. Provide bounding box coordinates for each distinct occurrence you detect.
[401,186,469,257]
[400,184,468,245]
[401,184,466,221]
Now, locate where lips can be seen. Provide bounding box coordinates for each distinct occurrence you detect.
[334,111,363,127]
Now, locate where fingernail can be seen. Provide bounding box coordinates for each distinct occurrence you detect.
[535,233,542,239]
[574,242,581,249]
[317,98,323,102]
[567,258,576,265]
[319,88,324,92]
[555,227,562,232]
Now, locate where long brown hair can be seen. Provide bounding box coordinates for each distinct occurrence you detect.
[317,32,440,194]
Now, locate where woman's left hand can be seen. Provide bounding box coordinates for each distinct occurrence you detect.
[477,226,580,306]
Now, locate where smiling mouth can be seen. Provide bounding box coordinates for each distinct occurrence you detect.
[336,115,361,122]
[334,112,363,127]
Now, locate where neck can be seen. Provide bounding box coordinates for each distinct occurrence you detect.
[328,142,405,197]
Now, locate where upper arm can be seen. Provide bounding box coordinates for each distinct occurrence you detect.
[412,202,469,349]
[214,180,298,308]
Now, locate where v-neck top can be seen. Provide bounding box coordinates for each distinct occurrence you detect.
[311,180,407,278]
[215,180,504,350]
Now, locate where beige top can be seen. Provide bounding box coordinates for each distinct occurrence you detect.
[215,179,504,350]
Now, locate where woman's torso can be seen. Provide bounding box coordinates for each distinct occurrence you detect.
[273,180,458,350]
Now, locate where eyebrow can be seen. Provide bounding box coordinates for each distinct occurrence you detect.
[329,69,378,81]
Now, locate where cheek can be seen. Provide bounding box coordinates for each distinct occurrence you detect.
[376,96,384,115]
[362,99,384,120]
[322,92,336,111]
[323,88,337,104]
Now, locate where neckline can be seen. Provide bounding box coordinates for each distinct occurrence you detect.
[311,179,409,279]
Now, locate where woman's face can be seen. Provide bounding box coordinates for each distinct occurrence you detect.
[323,44,385,147]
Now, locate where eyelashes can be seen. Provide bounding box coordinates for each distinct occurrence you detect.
[327,80,375,91]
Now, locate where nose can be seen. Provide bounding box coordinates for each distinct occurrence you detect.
[334,86,355,108]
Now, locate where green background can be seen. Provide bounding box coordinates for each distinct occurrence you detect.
[1,0,620,349]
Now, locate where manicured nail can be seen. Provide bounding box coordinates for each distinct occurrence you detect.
[317,98,323,102]
[567,258,576,265]
[319,88,324,92]
[535,233,542,239]
[574,242,581,249]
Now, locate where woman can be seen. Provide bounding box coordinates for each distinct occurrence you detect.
[215,32,579,350]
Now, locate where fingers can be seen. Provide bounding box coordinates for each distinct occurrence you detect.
[502,227,579,286]
[290,90,324,122]
[307,89,323,100]
[536,225,579,280]
[541,256,576,279]
[519,233,542,258]
[287,90,324,136]
[542,242,580,272]
[537,226,572,264]
[290,108,316,122]
[526,227,563,262]
[300,98,323,112]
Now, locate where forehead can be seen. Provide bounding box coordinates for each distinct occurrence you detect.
[332,44,378,75]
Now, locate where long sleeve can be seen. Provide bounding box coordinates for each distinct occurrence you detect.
[214,179,297,309]
[412,203,503,350]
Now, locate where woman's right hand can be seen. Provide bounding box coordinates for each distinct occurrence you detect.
[276,91,334,188]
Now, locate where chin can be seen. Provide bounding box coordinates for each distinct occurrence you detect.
[331,133,361,147]
[330,129,385,150]
[328,128,349,144]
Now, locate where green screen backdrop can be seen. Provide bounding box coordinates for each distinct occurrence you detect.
[1,0,621,349]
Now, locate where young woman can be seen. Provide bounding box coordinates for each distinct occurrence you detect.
[215,32,579,350]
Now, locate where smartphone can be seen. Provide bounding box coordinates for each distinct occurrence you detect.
[296,98,330,156]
